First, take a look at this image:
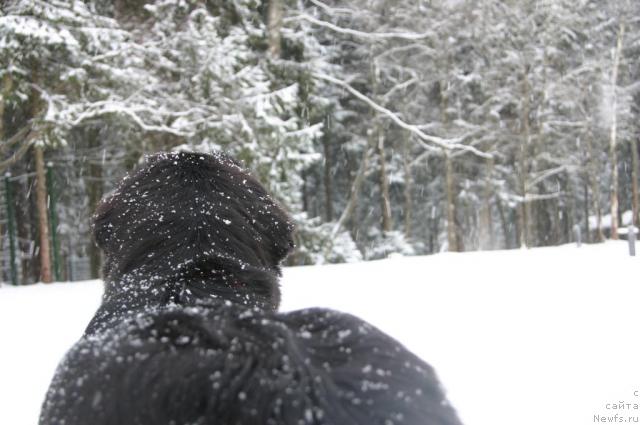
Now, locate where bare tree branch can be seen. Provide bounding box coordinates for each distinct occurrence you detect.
[313,72,493,159]
[308,0,354,15]
[0,125,30,154]
[286,14,433,41]
[0,128,35,174]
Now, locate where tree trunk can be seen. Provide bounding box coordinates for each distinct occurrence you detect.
[518,68,531,248]
[322,115,334,222]
[377,129,393,233]
[34,145,52,283]
[456,197,465,252]
[551,196,561,246]
[86,128,104,279]
[368,53,393,235]
[586,124,604,242]
[583,180,590,243]
[631,138,639,226]
[479,157,495,249]
[445,152,458,252]
[0,214,3,282]
[428,213,440,254]
[439,58,459,252]
[301,167,309,213]
[608,21,625,240]
[534,42,551,247]
[495,195,510,249]
[402,132,412,238]
[267,0,282,58]
[0,74,9,275]
[565,179,575,244]
[0,73,11,140]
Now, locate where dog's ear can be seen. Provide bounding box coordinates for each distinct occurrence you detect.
[91,193,116,252]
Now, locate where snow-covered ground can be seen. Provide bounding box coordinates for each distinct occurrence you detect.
[1,241,639,425]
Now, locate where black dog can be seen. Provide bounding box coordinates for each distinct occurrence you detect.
[40,152,462,425]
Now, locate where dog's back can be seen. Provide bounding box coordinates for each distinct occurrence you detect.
[41,303,461,425]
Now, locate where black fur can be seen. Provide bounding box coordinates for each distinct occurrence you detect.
[40,151,462,425]
[87,151,294,332]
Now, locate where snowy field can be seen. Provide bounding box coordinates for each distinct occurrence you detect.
[1,241,639,425]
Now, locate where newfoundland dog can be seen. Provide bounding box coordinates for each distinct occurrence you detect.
[39,151,462,425]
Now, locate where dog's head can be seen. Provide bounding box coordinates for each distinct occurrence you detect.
[91,151,294,310]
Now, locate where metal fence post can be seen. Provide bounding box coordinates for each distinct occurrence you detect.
[4,173,18,285]
[628,225,636,257]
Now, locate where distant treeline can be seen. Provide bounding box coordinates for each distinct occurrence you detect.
[1,0,639,284]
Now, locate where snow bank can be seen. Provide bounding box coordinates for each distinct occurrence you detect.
[1,241,639,425]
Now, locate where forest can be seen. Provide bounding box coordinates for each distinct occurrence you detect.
[1,0,639,285]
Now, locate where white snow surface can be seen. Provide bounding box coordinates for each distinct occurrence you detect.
[1,241,639,425]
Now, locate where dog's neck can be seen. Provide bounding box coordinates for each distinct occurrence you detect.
[85,269,280,335]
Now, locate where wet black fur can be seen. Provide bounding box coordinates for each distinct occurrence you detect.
[40,152,462,425]
[90,151,294,317]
